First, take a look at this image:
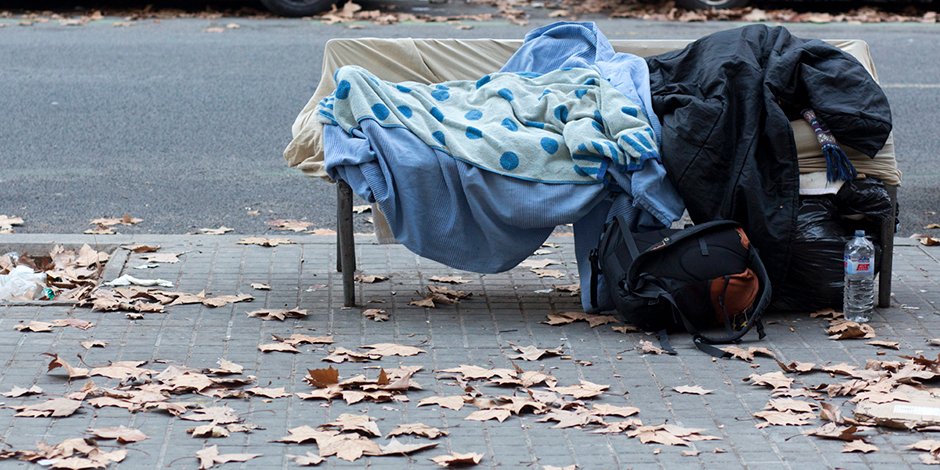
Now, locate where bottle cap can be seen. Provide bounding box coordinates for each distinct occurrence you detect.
[855,230,865,238]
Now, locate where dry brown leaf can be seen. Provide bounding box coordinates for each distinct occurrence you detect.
[543,311,586,325]
[288,452,325,466]
[274,333,333,346]
[195,445,259,469]
[811,308,842,319]
[2,385,43,397]
[84,224,116,235]
[465,409,511,422]
[322,347,381,363]
[776,360,816,374]
[842,440,878,453]
[275,426,337,444]
[804,423,863,441]
[753,410,816,428]
[766,398,817,413]
[537,409,603,429]
[91,214,142,226]
[551,380,609,399]
[417,395,467,411]
[306,367,340,388]
[245,387,289,399]
[250,282,271,290]
[722,346,776,362]
[590,403,640,417]
[14,321,54,332]
[508,344,564,361]
[197,226,233,235]
[181,406,241,425]
[919,236,940,246]
[387,423,448,439]
[352,205,371,214]
[429,275,471,284]
[520,258,561,269]
[140,252,182,263]
[13,397,83,417]
[247,308,307,321]
[319,433,381,461]
[0,214,24,233]
[431,452,484,467]
[79,340,107,350]
[207,359,243,375]
[321,413,381,437]
[410,296,437,308]
[439,365,515,381]
[355,273,389,283]
[361,343,425,357]
[44,353,90,380]
[363,308,389,321]
[638,340,670,355]
[532,268,565,279]
[89,361,152,381]
[258,343,299,353]
[379,438,438,456]
[926,223,940,229]
[88,426,148,443]
[189,423,230,438]
[674,385,713,395]
[682,450,700,457]
[827,319,876,340]
[238,237,294,247]
[867,340,900,350]
[747,371,794,389]
[267,219,313,232]
[612,325,642,334]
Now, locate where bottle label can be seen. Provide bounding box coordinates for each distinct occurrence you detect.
[845,256,874,275]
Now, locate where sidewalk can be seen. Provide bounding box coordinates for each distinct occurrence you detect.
[0,233,938,469]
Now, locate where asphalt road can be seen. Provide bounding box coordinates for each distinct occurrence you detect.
[0,15,937,237]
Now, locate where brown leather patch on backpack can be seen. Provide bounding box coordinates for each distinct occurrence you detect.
[710,268,759,326]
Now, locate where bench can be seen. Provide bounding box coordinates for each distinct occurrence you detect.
[285,37,900,308]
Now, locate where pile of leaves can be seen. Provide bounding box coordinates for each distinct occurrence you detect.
[0,244,108,302]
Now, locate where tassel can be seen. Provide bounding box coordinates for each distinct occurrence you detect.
[802,108,857,183]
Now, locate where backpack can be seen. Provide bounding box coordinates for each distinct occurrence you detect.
[589,216,772,356]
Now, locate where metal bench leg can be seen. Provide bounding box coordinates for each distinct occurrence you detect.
[878,184,897,308]
[337,180,357,307]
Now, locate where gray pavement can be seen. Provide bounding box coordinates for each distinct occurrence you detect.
[0,233,939,469]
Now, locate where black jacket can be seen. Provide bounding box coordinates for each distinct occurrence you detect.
[646,25,892,295]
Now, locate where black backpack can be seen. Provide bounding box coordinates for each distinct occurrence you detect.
[590,216,772,356]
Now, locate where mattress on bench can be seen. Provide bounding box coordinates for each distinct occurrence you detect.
[285,38,900,185]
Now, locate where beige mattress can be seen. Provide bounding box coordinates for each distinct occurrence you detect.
[286,38,899,185]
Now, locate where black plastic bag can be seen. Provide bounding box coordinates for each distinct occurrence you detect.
[772,178,889,313]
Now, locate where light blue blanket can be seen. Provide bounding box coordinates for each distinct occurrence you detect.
[321,22,685,312]
[320,66,658,184]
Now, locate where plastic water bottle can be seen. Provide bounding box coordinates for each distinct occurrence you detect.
[843,230,875,323]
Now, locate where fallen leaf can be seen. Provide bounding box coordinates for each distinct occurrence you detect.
[245,387,289,399]
[0,214,24,233]
[363,308,389,321]
[207,359,243,375]
[589,403,640,417]
[379,438,439,456]
[827,320,876,340]
[537,409,603,429]
[44,353,90,380]
[766,398,817,413]
[121,244,160,253]
[920,236,940,246]
[508,344,564,361]
[275,426,337,444]
[247,308,307,321]
[352,205,372,214]
[551,380,609,399]
[674,385,713,395]
[2,385,43,397]
[520,258,560,269]
[188,423,231,438]
[274,333,333,346]
[13,397,83,417]
[14,321,54,332]
[429,275,471,284]
[305,367,340,388]
[195,445,259,469]
[804,423,863,441]
[431,452,483,467]
[926,223,940,229]
[321,413,381,437]
[361,343,425,357]
[250,283,271,290]
[288,452,325,466]
[267,219,313,232]
[387,423,448,439]
[722,346,776,362]
[322,347,381,363]
[79,340,107,350]
[417,395,466,411]
[88,426,148,443]
[867,340,900,350]
[747,371,794,390]
[181,406,240,424]
[682,449,700,457]
[532,268,564,279]
[318,433,381,461]
[639,340,670,355]
[612,325,642,334]
[238,237,294,247]
[410,296,437,308]
[842,440,878,453]
[197,226,233,235]
[465,409,511,422]
[776,360,816,374]
[355,274,389,283]
[753,410,816,428]
[258,343,299,353]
